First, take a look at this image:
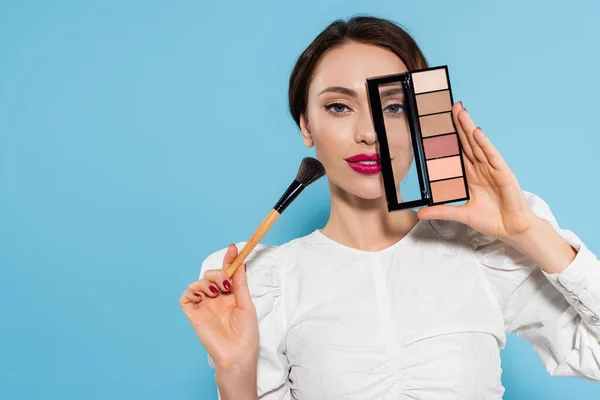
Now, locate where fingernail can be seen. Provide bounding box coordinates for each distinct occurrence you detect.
[223,280,232,291]
[193,292,201,297]
[244,264,247,272]
[209,286,219,294]
[458,101,463,109]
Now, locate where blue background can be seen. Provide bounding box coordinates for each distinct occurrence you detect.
[1,1,599,399]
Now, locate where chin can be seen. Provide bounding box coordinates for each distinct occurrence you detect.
[338,177,386,201]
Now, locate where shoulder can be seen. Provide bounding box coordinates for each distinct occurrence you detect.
[198,236,314,323]
[199,242,282,279]
[199,233,317,285]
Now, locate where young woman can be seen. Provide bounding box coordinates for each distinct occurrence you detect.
[180,16,600,399]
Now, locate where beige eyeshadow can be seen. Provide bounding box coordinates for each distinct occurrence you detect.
[430,177,467,203]
[416,90,452,116]
[426,156,463,181]
[419,112,455,137]
[412,69,448,94]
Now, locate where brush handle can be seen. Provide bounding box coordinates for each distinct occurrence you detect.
[226,208,281,278]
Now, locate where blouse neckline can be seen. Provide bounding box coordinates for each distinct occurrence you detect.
[311,219,424,255]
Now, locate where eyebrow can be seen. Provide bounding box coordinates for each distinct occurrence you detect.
[379,87,404,97]
[318,86,358,97]
[317,86,404,98]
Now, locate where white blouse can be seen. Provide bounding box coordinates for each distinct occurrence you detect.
[200,192,600,399]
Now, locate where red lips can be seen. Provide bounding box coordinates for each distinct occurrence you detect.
[345,153,381,175]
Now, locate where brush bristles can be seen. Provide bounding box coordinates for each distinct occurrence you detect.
[295,157,325,187]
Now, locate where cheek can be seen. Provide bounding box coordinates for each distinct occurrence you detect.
[386,119,413,163]
[384,116,411,150]
[385,116,414,180]
[309,110,355,157]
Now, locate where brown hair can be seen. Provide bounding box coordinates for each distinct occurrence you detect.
[288,16,429,127]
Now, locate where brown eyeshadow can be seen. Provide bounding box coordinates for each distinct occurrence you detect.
[419,112,455,137]
[416,91,452,116]
[430,178,467,203]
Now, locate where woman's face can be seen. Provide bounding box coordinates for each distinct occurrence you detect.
[300,41,412,201]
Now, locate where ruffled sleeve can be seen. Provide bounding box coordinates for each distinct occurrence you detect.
[199,242,290,399]
[471,191,600,381]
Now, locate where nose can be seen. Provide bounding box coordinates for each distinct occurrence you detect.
[354,112,377,146]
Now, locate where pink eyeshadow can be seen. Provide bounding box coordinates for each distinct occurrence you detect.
[423,135,460,159]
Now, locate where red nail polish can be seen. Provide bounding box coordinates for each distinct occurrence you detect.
[193,292,201,297]
[459,101,463,109]
[244,264,247,272]
[209,286,219,294]
[223,280,232,291]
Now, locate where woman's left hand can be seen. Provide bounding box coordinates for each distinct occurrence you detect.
[417,102,539,240]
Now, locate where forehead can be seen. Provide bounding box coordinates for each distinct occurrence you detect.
[310,41,408,94]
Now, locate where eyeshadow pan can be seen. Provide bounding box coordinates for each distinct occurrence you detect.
[419,112,455,137]
[412,69,449,94]
[426,155,463,181]
[416,90,452,116]
[423,134,459,159]
[430,177,467,203]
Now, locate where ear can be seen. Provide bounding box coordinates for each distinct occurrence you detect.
[299,114,314,148]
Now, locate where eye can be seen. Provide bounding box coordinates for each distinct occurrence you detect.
[384,103,404,115]
[325,102,352,115]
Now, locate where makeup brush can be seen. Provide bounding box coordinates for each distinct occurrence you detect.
[225,157,325,278]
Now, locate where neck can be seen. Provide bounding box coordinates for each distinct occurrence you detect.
[320,182,419,252]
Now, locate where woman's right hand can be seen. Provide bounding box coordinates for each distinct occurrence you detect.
[180,244,259,372]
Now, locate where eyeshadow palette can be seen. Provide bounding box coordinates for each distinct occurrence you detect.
[366,66,469,211]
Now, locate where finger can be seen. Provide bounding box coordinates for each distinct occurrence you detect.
[189,278,222,298]
[181,288,204,304]
[457,109,487,164]
[222,243,238,270]
[452,102,475,162]
[179,290,202,318]
[417,204,469,225]
[179,292,193,307]
[221,243,243,280]
[179,290,211,338]
[202,270,232,294]
[472,127,508,170]
[231,264,255,312]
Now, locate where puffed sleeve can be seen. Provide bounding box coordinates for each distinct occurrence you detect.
[199,243,290,399]
[472,191,600,381]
